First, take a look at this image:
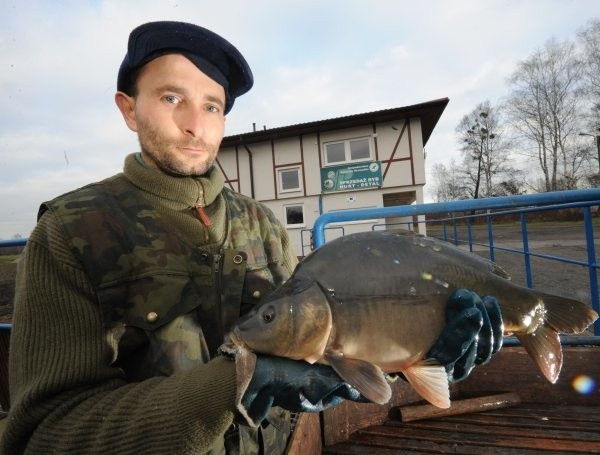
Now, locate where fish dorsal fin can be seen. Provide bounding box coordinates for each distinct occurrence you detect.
[324,352,392,405]
[481,258,511,280]
[402,359,450,408]
[392,230,421,238]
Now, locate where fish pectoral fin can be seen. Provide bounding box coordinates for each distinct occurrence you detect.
[402,359,450,409]
[324,353,392,405]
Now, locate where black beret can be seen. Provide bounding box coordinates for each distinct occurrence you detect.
[117,21,253,114]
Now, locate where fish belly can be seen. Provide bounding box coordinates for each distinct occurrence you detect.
[327,295,447,373]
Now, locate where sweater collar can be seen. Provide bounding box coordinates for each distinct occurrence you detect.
[123,153,225,208]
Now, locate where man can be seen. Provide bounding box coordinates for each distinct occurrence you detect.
[1,21,502,454]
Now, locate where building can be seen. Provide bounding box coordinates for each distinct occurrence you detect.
[218,98,448,256]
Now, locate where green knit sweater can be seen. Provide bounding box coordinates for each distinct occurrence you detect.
[1,154,297,454]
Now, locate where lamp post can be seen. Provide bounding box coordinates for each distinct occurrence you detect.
[579,131,600,174]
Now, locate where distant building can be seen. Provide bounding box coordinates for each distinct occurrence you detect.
[218,98,448,256]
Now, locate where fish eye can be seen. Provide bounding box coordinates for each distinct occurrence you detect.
[263,310,275,323]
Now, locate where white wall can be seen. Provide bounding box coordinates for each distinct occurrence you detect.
[217,115,428,256]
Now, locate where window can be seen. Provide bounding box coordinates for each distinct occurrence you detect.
[325,142,345,163]
[324,137,372,165]
[284,205,304,226]
[349,138,370,160]
[278,167,302,193]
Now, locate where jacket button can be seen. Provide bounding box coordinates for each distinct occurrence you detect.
[252,290,261,299]
[146,311,158,323]
[233,254,244,264]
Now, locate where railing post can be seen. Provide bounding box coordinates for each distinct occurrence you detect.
[583,207,600,336]
[452,218,459,246]
[487,214,495,262]
[521,213,533,288]
[467,217,473,253]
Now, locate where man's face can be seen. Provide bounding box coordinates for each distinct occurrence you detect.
[121,54,227,177]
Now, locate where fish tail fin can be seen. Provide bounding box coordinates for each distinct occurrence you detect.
[515,325,562,383]
[516,293,598,384]
[538,292,598,334]
[402,359,450,408]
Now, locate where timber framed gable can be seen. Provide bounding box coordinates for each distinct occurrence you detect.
[218,98,448,255]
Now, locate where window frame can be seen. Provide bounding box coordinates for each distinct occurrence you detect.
[323,136,373,166]
[277,166,303,193]
[283,204,305,228]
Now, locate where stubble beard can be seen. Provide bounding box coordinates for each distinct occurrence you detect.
[137,120,219,177]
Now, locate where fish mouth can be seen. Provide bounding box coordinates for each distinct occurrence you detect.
[227,327,248,350]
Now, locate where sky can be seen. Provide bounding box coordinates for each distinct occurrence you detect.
[1,0,599,240]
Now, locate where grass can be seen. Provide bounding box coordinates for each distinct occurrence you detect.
[0,257,18,274]
[0,256,19,265]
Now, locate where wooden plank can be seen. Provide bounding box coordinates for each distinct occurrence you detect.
[324,437,570,455]
[399,392,521,422]
[324,405,600,453]
[285,413,322,455]
[325,425,594,454]
[455,346,600,406]
[321,380,425,446]
[321,346,600,447]
[390,419,600,443]
[325,404,600,453]
[430,413,600,432]
[487,404,600,421]
[442,405,600,432]
[351,424,600,453]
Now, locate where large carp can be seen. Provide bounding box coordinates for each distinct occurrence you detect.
[229,231,598,408]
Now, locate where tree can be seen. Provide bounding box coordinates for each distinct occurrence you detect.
[493,178,525,196]
[578,19,600,129]
[504,38,587,191]
[455,101,514,198]
[430,160,469,202]
[577,19,600,179]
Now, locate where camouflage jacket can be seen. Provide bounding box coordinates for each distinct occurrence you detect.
[40,164,296,454]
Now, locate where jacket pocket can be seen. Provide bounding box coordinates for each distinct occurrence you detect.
[97,270,214,331]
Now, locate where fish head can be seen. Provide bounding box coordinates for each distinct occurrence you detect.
[230,276,333,362]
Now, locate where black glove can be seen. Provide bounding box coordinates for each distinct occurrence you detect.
[427,289,503,383]
[239,355,366,427]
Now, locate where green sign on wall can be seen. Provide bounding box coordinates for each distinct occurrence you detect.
[320,161,383,192]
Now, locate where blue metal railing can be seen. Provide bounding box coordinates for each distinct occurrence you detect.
[371,221,413,231]
[313,189,600,246]
[431,202,599,292]
[312,188,600,336]
[2,189,600,335]
[0,238,27,248]
[300,226,345,257]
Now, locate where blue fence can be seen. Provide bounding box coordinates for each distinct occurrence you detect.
[0,238,26,248]
[311,188,600,336]
[300,226,346,257]
[2,189,600,336]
